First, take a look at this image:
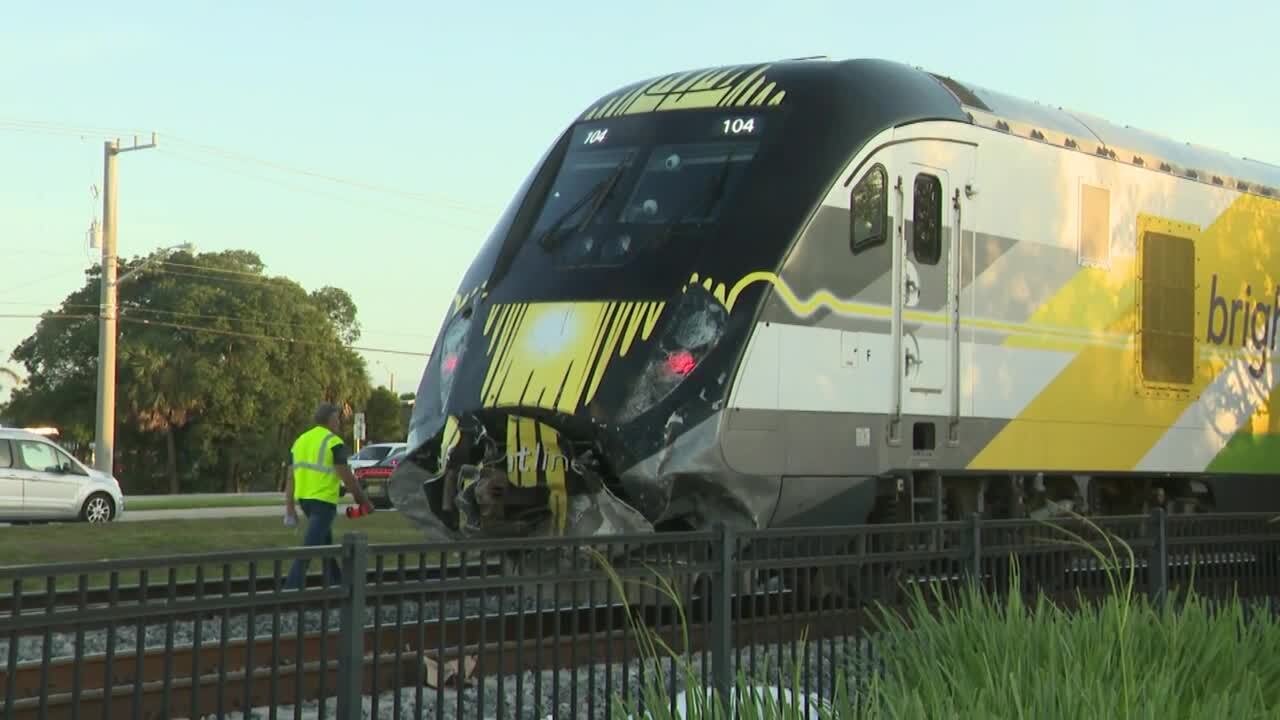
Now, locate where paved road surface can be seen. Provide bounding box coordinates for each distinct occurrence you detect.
[120,505,286,522]
[119,504,397,522]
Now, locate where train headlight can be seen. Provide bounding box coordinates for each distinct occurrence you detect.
[616,286,727,424]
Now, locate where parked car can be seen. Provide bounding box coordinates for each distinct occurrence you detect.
[0,428,125,523]
[348,442,406,471]
[353,449,405,509]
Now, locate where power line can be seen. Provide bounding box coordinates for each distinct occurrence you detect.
[148,267,286,288]
[2,116,499,230]
[117,315,429,357]
[154,260,279,279]
[0,293,434,343]
[1,114,510,218]
[0,117,149,139]
[0,311,429,358]
[156,145,490,232]
[117,302,433,340]
[0,313,92,320]
[0,265,93,300]
[161,134,499,217]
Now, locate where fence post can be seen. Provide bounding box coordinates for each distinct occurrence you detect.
[969,512,982,579]
[710,522,735,712]
[337,532,369,720]
[1149,508,1168,607]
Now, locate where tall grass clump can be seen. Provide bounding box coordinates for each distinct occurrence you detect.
[587,515,1280,719]
[849,513,1280,719]
[585,547,838,719]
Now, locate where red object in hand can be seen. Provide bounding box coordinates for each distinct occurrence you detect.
[346,502,375,519]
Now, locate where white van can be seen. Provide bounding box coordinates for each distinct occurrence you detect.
[0,428,126,523]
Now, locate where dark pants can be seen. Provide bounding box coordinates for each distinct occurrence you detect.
[285,499,342,589]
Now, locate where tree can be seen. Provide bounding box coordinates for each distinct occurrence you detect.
[310,286,361,345]
[363,386,405,444]
[3,249,372,493]
[0,367,18,395]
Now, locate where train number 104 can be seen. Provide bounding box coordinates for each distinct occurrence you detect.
[722,117,757,135]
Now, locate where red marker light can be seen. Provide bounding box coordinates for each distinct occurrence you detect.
[666,350,696,376]
[443,354,459,373]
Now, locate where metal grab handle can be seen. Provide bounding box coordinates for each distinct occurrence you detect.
[905,351,923,375]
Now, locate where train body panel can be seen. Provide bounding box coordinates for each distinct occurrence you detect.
[730,117,1280,479]
[390,56,1280,541]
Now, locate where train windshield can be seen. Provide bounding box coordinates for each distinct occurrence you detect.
[524,111,777,268]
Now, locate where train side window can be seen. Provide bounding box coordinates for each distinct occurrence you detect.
[912,173,942,265]
[850,164,887,254]
[1139,230,1195,386]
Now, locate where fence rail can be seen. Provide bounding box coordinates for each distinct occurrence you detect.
[1,509,1278,719]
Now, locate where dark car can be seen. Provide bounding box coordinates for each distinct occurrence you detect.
[353,449,405,509]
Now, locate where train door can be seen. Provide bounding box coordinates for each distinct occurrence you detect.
[887,139,975,448]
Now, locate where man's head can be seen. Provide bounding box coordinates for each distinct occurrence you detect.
[314,402,342,432]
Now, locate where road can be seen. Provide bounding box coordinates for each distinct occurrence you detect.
[120,505,285,522]
[118,497,397,522]
[0,494,395,526]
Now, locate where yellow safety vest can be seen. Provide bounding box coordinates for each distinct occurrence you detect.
[291,425,343,504]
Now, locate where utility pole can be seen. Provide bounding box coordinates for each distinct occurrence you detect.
[94,134,157,475]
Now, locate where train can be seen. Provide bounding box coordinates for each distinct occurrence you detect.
[387,56,1280,545]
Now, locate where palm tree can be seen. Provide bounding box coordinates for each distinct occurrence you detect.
[121,345,202,494]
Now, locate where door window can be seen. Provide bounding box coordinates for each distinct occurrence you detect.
[912,173,942,265]
[0,441,11,469]
[17,441,61,473]
[53,447,86,475]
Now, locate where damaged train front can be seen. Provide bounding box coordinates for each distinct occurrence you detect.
[387,90,786,546]
[388,275,736,546]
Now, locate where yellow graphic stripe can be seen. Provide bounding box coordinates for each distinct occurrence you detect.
[687,271,1133,350]
[970,196,1280,472]
[539,422,568,534]
[436,415,460,472]
[581,64,786,120]
[1002,258,1137,351]
[503,415,570,535]
[451,283,485,318]
[479,300,667,414]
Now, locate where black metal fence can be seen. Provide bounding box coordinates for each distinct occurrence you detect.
[1,510,1278,719]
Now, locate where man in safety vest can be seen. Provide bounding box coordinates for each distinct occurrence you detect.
[283,402,370,589]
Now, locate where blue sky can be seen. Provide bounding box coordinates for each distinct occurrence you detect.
[1,1,1275,405]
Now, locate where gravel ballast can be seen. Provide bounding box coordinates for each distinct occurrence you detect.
[0,591,654,664]
[174,635,871,720]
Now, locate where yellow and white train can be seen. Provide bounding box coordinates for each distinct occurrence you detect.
[388,57,1280,541]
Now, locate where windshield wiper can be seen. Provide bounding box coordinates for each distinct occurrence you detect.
[655,148,737,247]
[537,151,634,252]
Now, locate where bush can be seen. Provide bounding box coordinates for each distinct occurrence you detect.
[592,515,1280,719]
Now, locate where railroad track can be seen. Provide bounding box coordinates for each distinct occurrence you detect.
[0,584,859,720]
[0,550,1139,720]
[2,540,1272,719]
[0,560,504,618]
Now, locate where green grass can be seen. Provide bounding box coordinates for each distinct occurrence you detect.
[0,511,430,592]
[594,514,1280,719]
[124,495,283,511]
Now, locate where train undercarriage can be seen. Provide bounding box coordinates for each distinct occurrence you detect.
[870,470,1215,525]
[391,412,1228,610]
